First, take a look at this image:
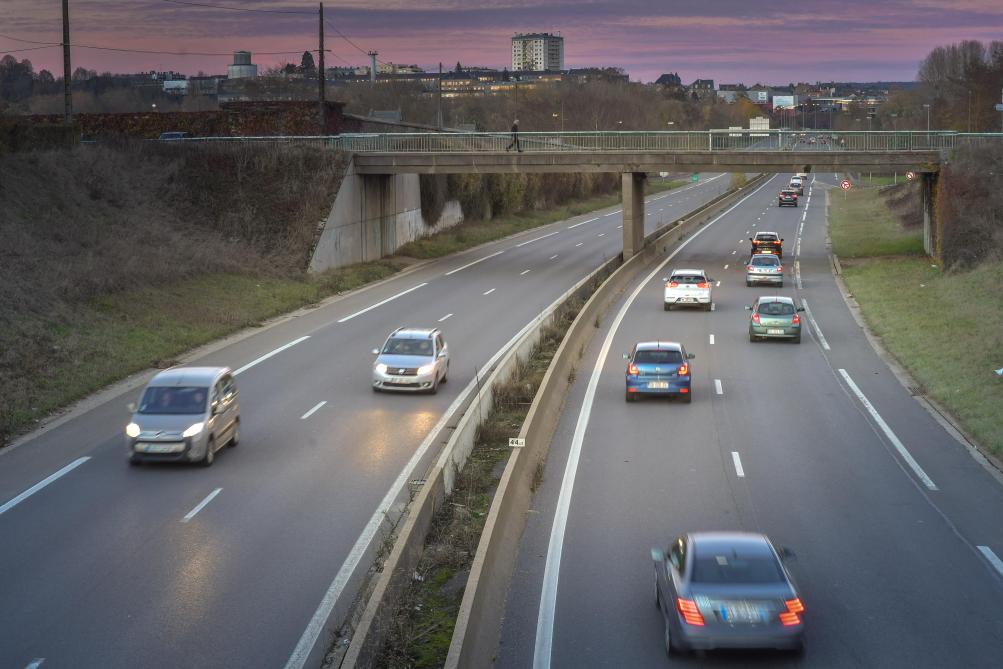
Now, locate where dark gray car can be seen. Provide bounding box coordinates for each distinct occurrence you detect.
[651,532,804,654]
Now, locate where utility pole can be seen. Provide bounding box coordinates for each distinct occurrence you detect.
[368,51,377,84]
[437,62,443,128]
[318,3,326,130]
[61,0,72,123]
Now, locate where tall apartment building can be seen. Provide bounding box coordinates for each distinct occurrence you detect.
[511,33,564,72]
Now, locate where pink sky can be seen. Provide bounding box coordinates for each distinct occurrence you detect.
[2,0,1002,83]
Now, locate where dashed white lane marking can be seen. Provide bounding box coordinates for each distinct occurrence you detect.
[549,254,559,260]
[837,369,938,491]
[516,230,561,248]
[566,217,599,229]
[0,458,91,517]
[234,336,311,374]
[444,250,504,276]
[597,233,606,237]
[575,242,584,247]
[483,288,496,295]
[731,250,737,255]
[709,334,715,345]
[658,208,664,212]
[603,210,622,217]
[977,546,1003,578]
[617,225,623,229]
[25,660,44,669]
[752,223,757,227]
[337,284,428,323]
[710,303,716,311]
[724,264,729,269]
[732,452,745,477]
[531,175,779,669]
[716,280,721,287]
[521,269,532,275]
[300,401,327,420]
[795,260,803,289]
[438,313,453,322]
[799,298,830,351]
[182,488,223,523]
[714,379,724,395]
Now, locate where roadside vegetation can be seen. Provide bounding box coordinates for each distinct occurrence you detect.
[829,179,1003,455]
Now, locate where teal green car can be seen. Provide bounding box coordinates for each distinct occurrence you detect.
[746,296,804,343]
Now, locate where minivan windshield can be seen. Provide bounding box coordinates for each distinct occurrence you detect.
[138,386,208,415]
[382,337,434,357]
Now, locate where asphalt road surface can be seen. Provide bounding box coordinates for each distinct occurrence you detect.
[0,173,732,669]
[498,174,1003,668]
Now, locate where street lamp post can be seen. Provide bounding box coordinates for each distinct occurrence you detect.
[923,103,931,147]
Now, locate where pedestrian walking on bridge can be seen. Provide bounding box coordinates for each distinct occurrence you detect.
[506,119,522,152]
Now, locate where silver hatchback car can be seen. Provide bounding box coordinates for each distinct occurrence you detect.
[372,327,449,393]
[126,366,239,466]
[746,253,784,287]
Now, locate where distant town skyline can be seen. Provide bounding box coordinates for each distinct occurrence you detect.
[2,0,1002,83]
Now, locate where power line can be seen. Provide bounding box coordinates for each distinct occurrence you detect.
[324,18,387,65]
[155,0,313,15]
[1,45,59,54]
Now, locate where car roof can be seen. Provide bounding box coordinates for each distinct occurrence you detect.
[389,327,439,339]
[670,268,706,275]
[756,295,795,304]
[688,531,775,558]
[635,341,683,351]
[149,366,229,386]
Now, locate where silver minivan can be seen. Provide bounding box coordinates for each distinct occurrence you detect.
[126,366,240,466]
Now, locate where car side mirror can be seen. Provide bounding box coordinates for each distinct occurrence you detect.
[127,402,136,413]
[371,348,380,356]
[438,350,447,358]
[687,353,695,360]
[797,307,805,312]
[622,353,630,360]
[781,238,785,242]
[779,546,797,561]
[748,237,753,242]
[744,305,752,310]
[651,547,665,562]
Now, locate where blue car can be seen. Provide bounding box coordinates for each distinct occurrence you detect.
[624,341,695,403]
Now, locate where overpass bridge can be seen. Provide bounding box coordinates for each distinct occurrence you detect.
[326,130,1003,260]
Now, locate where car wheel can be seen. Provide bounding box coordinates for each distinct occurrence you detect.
[441,362,449,383]
[794,335,802,344]
[664,302,671,311]
[664,621,680,655]
[228,419,240,447]
[128,454,142,466]
[200,439,215,467]
[779,281,784,287]
[429,377,439,395]
[746,280,752,287]
[681,391,692,404]
[655,574,661,609]
[625,391,635,403]
[750,332,758,342]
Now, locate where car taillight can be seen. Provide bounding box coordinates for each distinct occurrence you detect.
[747,265,754,271]
[676,598,704,626]
[628,364,639,375]
[791,313,800,326]
[667,281,679,288]
[752,313,761,324]
[677,363,688,376]
[695,282,708,289]
[777,265,783,272]
[779,598,804,626]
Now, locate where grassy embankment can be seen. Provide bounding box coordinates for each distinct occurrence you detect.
[829,186,1003,454]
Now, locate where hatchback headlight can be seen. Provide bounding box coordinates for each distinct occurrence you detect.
[125,422,141,438]
[182,422,205,438]
[375,363,388,374]
[417,363,435,376]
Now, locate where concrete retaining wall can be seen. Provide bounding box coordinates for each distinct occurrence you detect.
[443,173,770,669]
[308,156,464,272]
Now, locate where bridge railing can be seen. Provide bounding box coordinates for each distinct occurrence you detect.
[329,130,1003,153]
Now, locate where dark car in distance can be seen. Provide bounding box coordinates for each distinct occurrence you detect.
[778,189,798,207]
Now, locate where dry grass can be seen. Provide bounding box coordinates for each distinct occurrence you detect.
[828,186,925,258]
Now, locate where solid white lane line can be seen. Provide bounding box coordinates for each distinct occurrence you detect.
[709,334,715,345]
[566,217,598,229]
[532,175,777,669]
[182,488,222,522]
[444,250,504,276]
[549,254,559,260]
[516,231,560,248]
[799,299,831,351]
[977,546,1003,577]
[837,369,938,491]
[575,242,583,247]
[0,457,90,516]
[437,313,453,322]
[715,379,723,395]
[25,660,44,669]
[521,269,532,276]
[603,210,622,217]
[732,452,745,477]
[483,288,496,295]
[300,401,327,420]
[337,284,427,324]
[795,260,803,289]
[234,335,311,375]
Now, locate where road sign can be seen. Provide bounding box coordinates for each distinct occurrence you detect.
[691,173,699,182]
[840,179,851,191]
[994,103,1003,112]
[658,171,669,178]
[508,437,525,448]
[906,171,916,181]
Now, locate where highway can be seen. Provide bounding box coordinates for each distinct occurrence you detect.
[497,174,1003,667]
[0,173,732,668]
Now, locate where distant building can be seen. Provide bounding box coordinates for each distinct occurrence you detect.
[655,73,682,87]
[377,62,424,74]
[162,79,189,95]
[228,51,258,80]
[189,75,226,97]
[511,33,564,72]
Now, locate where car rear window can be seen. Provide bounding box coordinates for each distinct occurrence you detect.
[758,302,795,315]
[751,256,779,266]
[139,386,208,415]
[755,235,779,242]
[383,337,433,356]
[692,554,784,584]
[633,350,682,364]
[671,275,707,284]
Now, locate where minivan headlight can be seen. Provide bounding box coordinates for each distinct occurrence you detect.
[417,363,435,376]
[375,363,388,374]
[125,422,141,438]
[182,422,205,438]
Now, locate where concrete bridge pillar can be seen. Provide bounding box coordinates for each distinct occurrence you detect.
[921,172,939,259]
[622,172,645,259]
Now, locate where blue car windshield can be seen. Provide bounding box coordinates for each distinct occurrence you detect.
[138,386,208,415]
[633,350,682,364]
[692,554,785,584]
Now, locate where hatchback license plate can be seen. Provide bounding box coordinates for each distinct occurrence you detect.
[648,381,669,389]
[767,328,785,335]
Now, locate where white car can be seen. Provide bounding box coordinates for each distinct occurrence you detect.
[663,269,713,311]
[372,327,449,393]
